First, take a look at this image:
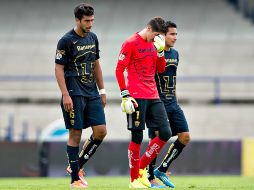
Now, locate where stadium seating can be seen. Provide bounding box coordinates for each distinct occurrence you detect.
[0,0,254,141]
[0,0,254,100]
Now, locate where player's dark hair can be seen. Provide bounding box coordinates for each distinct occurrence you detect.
[147,17,167,34]
[165,21,177,29]
[74,3,94,20]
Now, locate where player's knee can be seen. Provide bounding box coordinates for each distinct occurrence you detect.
[93,127,107,140]
[148,128,158,139]
[69,134,81,146]
[131,130,143,144]
[179,132,191,145]
[158,127,172,141]
[69,129,82,145]
[184,133,191,144]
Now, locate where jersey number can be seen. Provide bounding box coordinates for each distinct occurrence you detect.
[162,75,176,98]
[80,62,95,83]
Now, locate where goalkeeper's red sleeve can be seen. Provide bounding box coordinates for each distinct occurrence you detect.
[115,63,127,91]
[156,56,166,73]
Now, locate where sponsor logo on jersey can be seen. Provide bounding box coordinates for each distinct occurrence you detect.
[77,44,95,51]
[138,47,156,53]
[165,59,177,63]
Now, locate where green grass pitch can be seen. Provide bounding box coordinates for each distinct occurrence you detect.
[0,176,254,190]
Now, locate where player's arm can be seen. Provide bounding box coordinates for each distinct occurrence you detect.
[55,64,73,112]
[115,42,138,114]
[55,38,73,112]
[93,35,106,107]
[156,55,166,73]
[115,59,127,91]
[115,41,133,90]
[154,34,166,73]
[94,59,106,107]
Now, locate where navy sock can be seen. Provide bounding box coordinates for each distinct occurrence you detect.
[158,139,185,173]
[147,157,157,181]
[67,145,79,183]
[79,135,103,169]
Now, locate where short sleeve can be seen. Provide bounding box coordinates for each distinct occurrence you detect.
[94,35,100,60]
[176,50,179,62]
[55,38,68,65]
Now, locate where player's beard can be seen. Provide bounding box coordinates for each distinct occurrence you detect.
[81,27,91,33]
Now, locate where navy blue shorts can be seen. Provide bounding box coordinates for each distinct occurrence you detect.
[126,99,169,131]
[148,102,189,137]
[61,96,106,130]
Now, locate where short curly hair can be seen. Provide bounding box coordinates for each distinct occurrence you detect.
[147,17,167,34]
[74,3,94,20]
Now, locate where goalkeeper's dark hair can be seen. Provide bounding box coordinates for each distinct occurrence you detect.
[165,21,177,29]
[147,17,167,34]
[74,3,94,20]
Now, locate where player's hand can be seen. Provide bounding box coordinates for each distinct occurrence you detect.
[62,94,73,112]
[120,90,138,114]
[99,89,107,107]
[154,34,165,57]
[100,94,107,108]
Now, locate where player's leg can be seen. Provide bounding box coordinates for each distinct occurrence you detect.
[67,128,83,185]
[129,130,148,188]
[139,100,172,187]
[127,99,147,188]
[147,128,158,182]
[78,96,107,169]
[147,128,166,188]
[61,96,86,188]
[79,125,106,168]
[157,105,190,173]
[155,105,189,187]
[140,99,171,170]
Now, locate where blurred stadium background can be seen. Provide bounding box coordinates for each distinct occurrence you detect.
[0,0,254,179]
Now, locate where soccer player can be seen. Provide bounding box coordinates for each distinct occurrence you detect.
[147,21,191,188]
[115,17,172,188]
[55,3,107,189]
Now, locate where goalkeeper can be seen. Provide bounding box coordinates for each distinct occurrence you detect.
[115,17,172,188]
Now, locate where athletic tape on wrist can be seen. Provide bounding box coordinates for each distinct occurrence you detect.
[99,89,106,95]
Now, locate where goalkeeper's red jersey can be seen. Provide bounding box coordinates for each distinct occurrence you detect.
[115,32,166,99]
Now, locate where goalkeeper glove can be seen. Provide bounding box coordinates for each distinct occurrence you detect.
[154,34,165,57]
[120,90,138,114]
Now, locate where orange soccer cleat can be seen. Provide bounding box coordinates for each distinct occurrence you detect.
[67,166,88,187]
[70,180,87,188]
